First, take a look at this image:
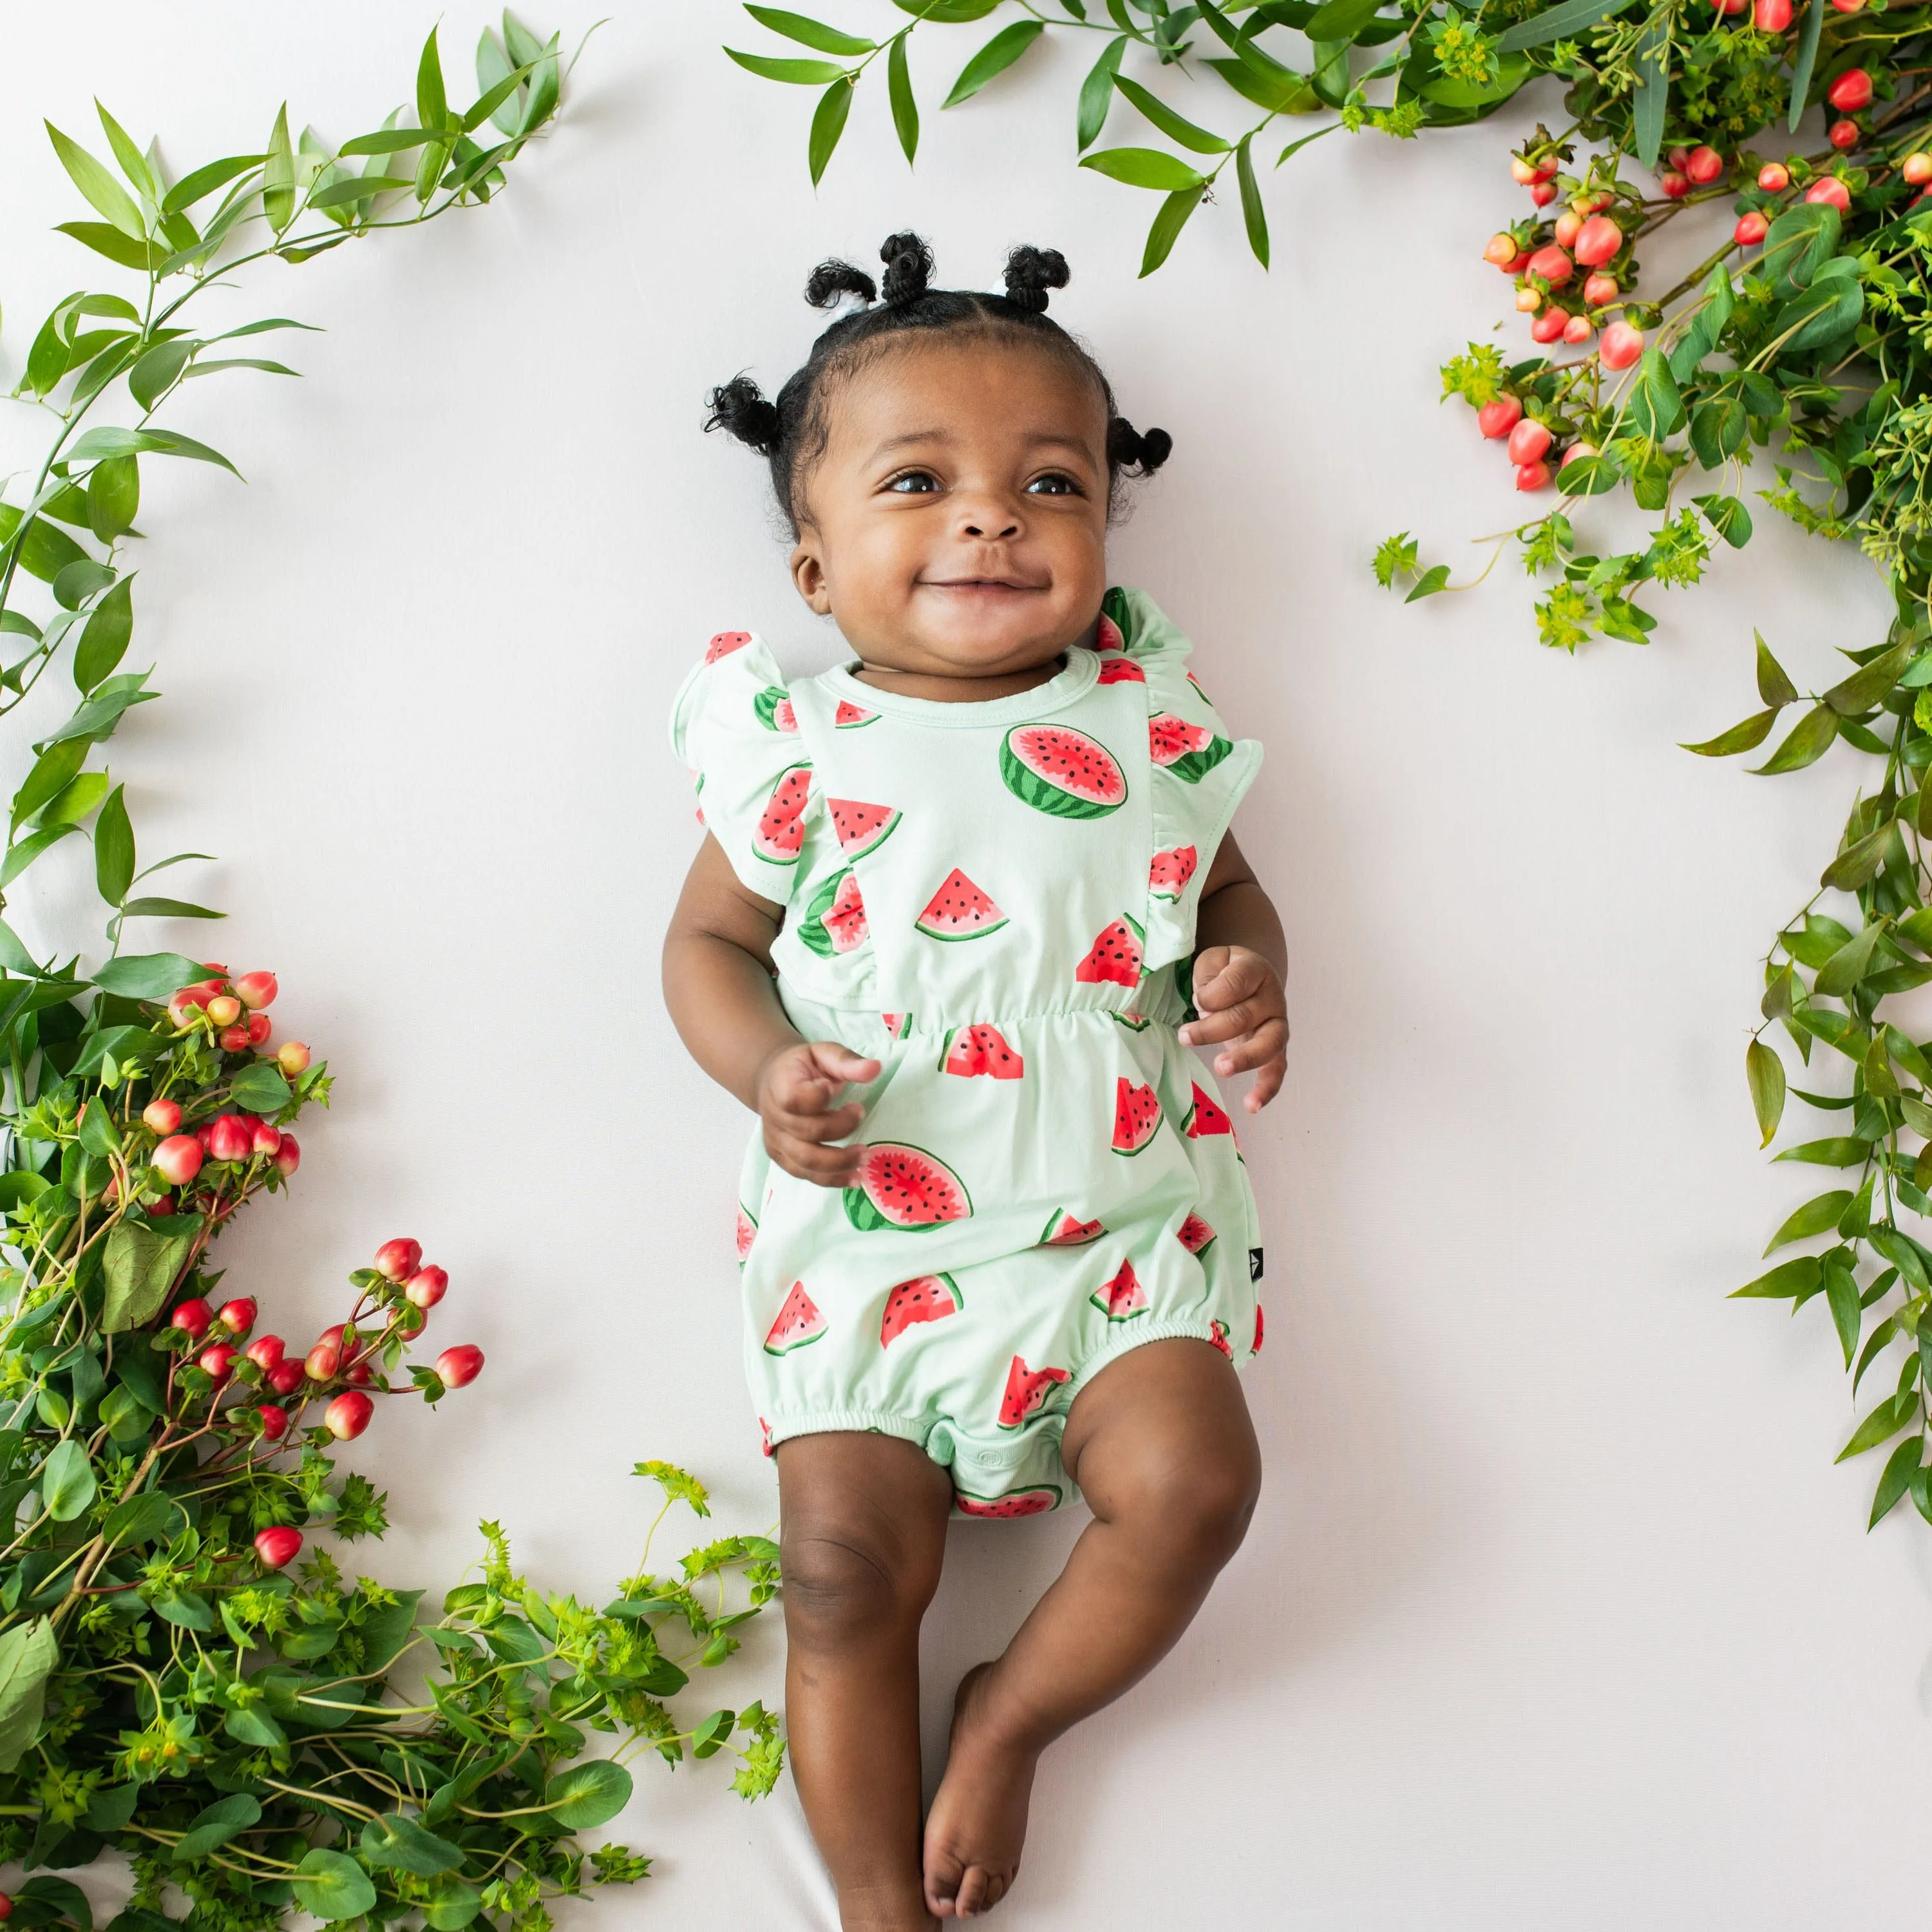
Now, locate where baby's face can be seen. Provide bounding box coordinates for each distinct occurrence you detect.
[788,337,1110,678]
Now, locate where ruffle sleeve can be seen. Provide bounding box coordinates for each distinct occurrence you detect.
[1099,587,1264,973]
[668,629,817,902]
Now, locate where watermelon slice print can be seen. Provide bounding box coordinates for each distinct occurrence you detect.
[800,869,869,958]
[835,698,878,728]
[1183,1082,1233,1138]
[1112,1077,1162,1155]
[940,1023,1024,1080]
[844,1143,973,1231]
[915,868,1009,942]
[1149,845,1198,902]
[1177,1212,1217,1256]
[764,1282,826,1356]
[759,1417,773,1457]
[1253,1305,1265,1354]
[1075,913,1143,986]
[734,1204,759,1264]
[999,724,1127,820]
[1101,587,1132,643]
[1208,1319,1233,1359]
[1149,714,1234,784]
[1112,1010,1151,1033]
[880,1273,963,1347]
[998,1355,1070,1430]
[753,686,799,733]
[1090,1258,1148,1321]
[1039,1209,1105,1247]
[753,763,812,866]
[1097,611,1125,654]
[828,797,900,858]
[705,630,752,664]
[1095,654,1144,686]
[956,1486,1061,1517]
[881,1012,913,1039]
[1188,668,1213,704]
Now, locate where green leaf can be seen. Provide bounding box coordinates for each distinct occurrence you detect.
[160,153,265,215]
[1141,183,1206,276]
[1756,632,1798,710]
[1631,15,1667,168]
[1747,1038,1785,1147]
[128,339,193,412]
[1680,709,1776,757]
[1403,564,1452,602]
[74,576,134,694]
[1556,453,1623,497]
[119,896,222,921]
[95,785,134,907]
[1825,1258,1862,1365]
[1496,0,1636,51]
[308,176,414,210]
[12,738,90,831]
[1078,35,1128,149]
[174,1794,260,1862]
[1081,147,1208,192]
[1825,638,1915,716]
[1761,202,1839,297]
[1837,1390,1919,1461]
[1771,275,1862,356]
[1763,1189,1853,1253]
[104,1493,182,1548]
[421,1878,484,1931]
[417,24,451,130]
[1204,55,1321,112]
[943,19,1045,106]
[744,6,876,53]
[808,77,853,185]
[1,826,75,888]
[890,0,1001,17]
[90,951,205,999]
[0,1621,57,1772]
[1113,75,1231,153]
[543,1757,633,1829]
[1693,493,1752,548]
[87,457,140,544]
[292,1850,376,1922]
[1788,0,1824,130]
[228,1064,292,1114]
[1870,1433,1922,1527]
[1620,349,1685,441]
[263,104,295,232]
[0,504,91,587]
[724,48,849,82]
[337,129,429,157]
[360,1814,464,1877]
[1234,133,1269,269]
[1750,703,1838,775]
[52,560,117,613]
[45,122,147,239]
[1814,920,1883,997]
[888,33,919,163]
[1305,0,1385,39]
[102,1220,198,1333]
[1772,1136,1870,1167]
[41,1438,95,1522]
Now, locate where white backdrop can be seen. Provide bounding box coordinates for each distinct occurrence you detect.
[3,5,1926,1926]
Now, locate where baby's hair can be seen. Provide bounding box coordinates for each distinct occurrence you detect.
[703,231,1171,535]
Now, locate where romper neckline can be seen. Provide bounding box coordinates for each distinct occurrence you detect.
[820,649,1099,728]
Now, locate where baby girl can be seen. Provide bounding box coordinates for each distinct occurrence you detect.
[663,234,1287,1929]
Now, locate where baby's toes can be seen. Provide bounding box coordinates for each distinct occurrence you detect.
[924,1841,967,1917]
[956,1866,990,1917]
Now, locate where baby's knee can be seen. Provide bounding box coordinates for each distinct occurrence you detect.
[1103,1434,1261,1571]
[781,1521,939,1645]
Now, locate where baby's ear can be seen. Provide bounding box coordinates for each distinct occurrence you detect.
[788,538,833,614]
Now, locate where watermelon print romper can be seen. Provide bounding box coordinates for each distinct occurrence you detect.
[668,587,1265,1517]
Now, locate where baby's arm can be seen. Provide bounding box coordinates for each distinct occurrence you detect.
[662,836,880,1185]
[1180,833,1289,1113]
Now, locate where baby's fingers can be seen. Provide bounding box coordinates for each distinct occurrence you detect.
[1180,999,1267,1049]
[1243,1047,1286,1112]
[1211,1017,1287,1082]
[766,1126,866,1186]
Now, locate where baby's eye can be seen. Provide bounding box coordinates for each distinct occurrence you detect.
[1027,472,1083,497]
[884,469,942,495]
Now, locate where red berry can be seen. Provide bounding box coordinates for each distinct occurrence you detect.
[245,1334,285,1372]
[397,1305,428,1338]
[1511,155,1557,185]
[277,1041,311,1077]
[1530,307,1569,343]
[251,1119,281,1157]
[217,1298,256,1335]
[1527,243,1575,285]
[435,1345,484,1388]
[1806,175,1852,211]
[1905,153,1932,185]
[256,1405,290,1443]
[1515,460,1551,491]
[1515,288,1543,313]
[218,1024,249,1052]
[1828,68,1873,110]
[267,1359,306,1397]
[1758,162,1791,191]
[1573,216,1623,266]
[273,1135,301,1179]
[153,1135,204,1188]
[1484,231,1519,265]
[346,1361,373,1387]
[246,1012,272,1047]
[374,1238,422,1283]
[205,994,242,1028]
[1562,440,1600,468]
[1736,209,1770,244]
[0,1889,15,1920]
[1685,146,1725,184]
[142,1098,182,1135]
[1830,0,1866,12]
[207,1115,252,1163]
[234,971,278,1011]
[254,1525,302,1568]
[306,1342,341,1382]
[1829,118,1861,150]
[1553,209,1584,247]
[1754,0,1792,25]
[1660,171,1691,198]
[1531,180,1558,207]
[1582,270,1620,307]
[405,1265,449,1309]
[326,1390,374,1439]
[199,1343,238,1382]
[1563,314,1594,344]
[1507,417,1553,466]
[171,1297,213,1339]
[1600,319,1646,368]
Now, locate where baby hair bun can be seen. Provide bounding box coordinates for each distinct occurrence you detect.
[704,374,784,455]
[806,259,878,309]
[1108,416,1173,477]
[1003,244,1069,314]
[879,232,934,307]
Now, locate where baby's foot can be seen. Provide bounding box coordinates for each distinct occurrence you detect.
[923,1662,1038,1919]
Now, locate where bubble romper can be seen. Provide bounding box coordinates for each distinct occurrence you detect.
[668,587,1265,1517]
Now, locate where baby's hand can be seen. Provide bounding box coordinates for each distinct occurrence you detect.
[755,1041,882,1186]
[1180,945,1289,1113]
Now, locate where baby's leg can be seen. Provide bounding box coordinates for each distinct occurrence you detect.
[778,1431,954,1932]
[923,1340,1260,1918]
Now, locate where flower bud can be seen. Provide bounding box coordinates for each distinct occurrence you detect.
[1573,216,1623,266]
[274,1134,301,1179]
[1754,0,1792,26]
[1829,117,1861,150]
[153,1136,204,1188]
[256,1405,290,1443]
[254,1525,302,1568]
[1507,417,1553,466]
[1527,243,1574,285]
[1553,209,1584,247]
[1736,209,1769,245]
[234,971,278,1011]
[171,1297,213,1338]
[246,1334,285,1372]
[1660,170,1691,198]
[267,1359,306,1397]
[1600,319,1646,369]
[205,994,242,1027]
[218,1297,256,1335]
[1531,307,1568,343]
[1805,175,1852,211]
[1478,395,1524,439]
[1515,461,1551,491]
[1827,68,1873,111]
[1562,314,1595,344]
[207,1115,252,1163]
[1757,161,1791,191]
[326,1390,374,1440]
[1582,271,1620,307]
[1685,146,1725,184]
[277,1041,311,1077]
[199,1342,237,1383]
[142,1099,182,1135]
[406,1265,449,1309]
[435,1345,484,1388]
[374,1238,422,1283]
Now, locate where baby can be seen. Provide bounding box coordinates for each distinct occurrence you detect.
[663,234,1287,1929]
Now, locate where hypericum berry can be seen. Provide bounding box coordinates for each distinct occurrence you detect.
[234,971,278,1010]
[1830,0,1866,12]
[1754,0,1792,26]
[1905,153,1932,185]
[153,1135,204,1188]
[1507,417,1553,466]
[1530,307,1568,343]
[1758,161,1791,191]
[1669,146,1691,169]
[1600,319,1646,368]
[0,1888,15,1919]
[1515,460,1551,492]
[217,1297,257,1335]
[1736,209,1770,244]
[245,1334,285,1372]
[1806,175,1852,211]
[1563,314,1595,344]
[306,1341,341,1381]
[1660,170,1691,198]
[1573,215,1623,266]
[205,994,242,1027]
[346,1360,374,1387]
[254,1525,302,1568]
[1711,0,1747,14]
[256,1404,290,1443]
[1515,287,1543,313]
[1828,68,1873,110]
[199,1343,238,1382]
[406,1265,449,1309]
[217,1024,249,1052]
[1582,270,1620,307]
[1527,243,1574,284]
[1562,440,1600,468]
[251,1119,281,1157]
[171,1296,214,1338]
[1511,155,1557,185]
[397,1305,428,1338]
[374,1238,422,1283]
[267,1359,306,1397]
[1553,209,1584,247]
[1829,118,1861,150]
[435,1345,484,1388]
[207,1115,252,1163]
[1531,180,1558,207]
[1685,146,1725,184]
[277,1041,311,1077]
[142,1098,182,1135]
[246,1012,272,1047]
[1484,231,1520,265]
[274,1134,301,1179]
[327,1390,374,1439]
